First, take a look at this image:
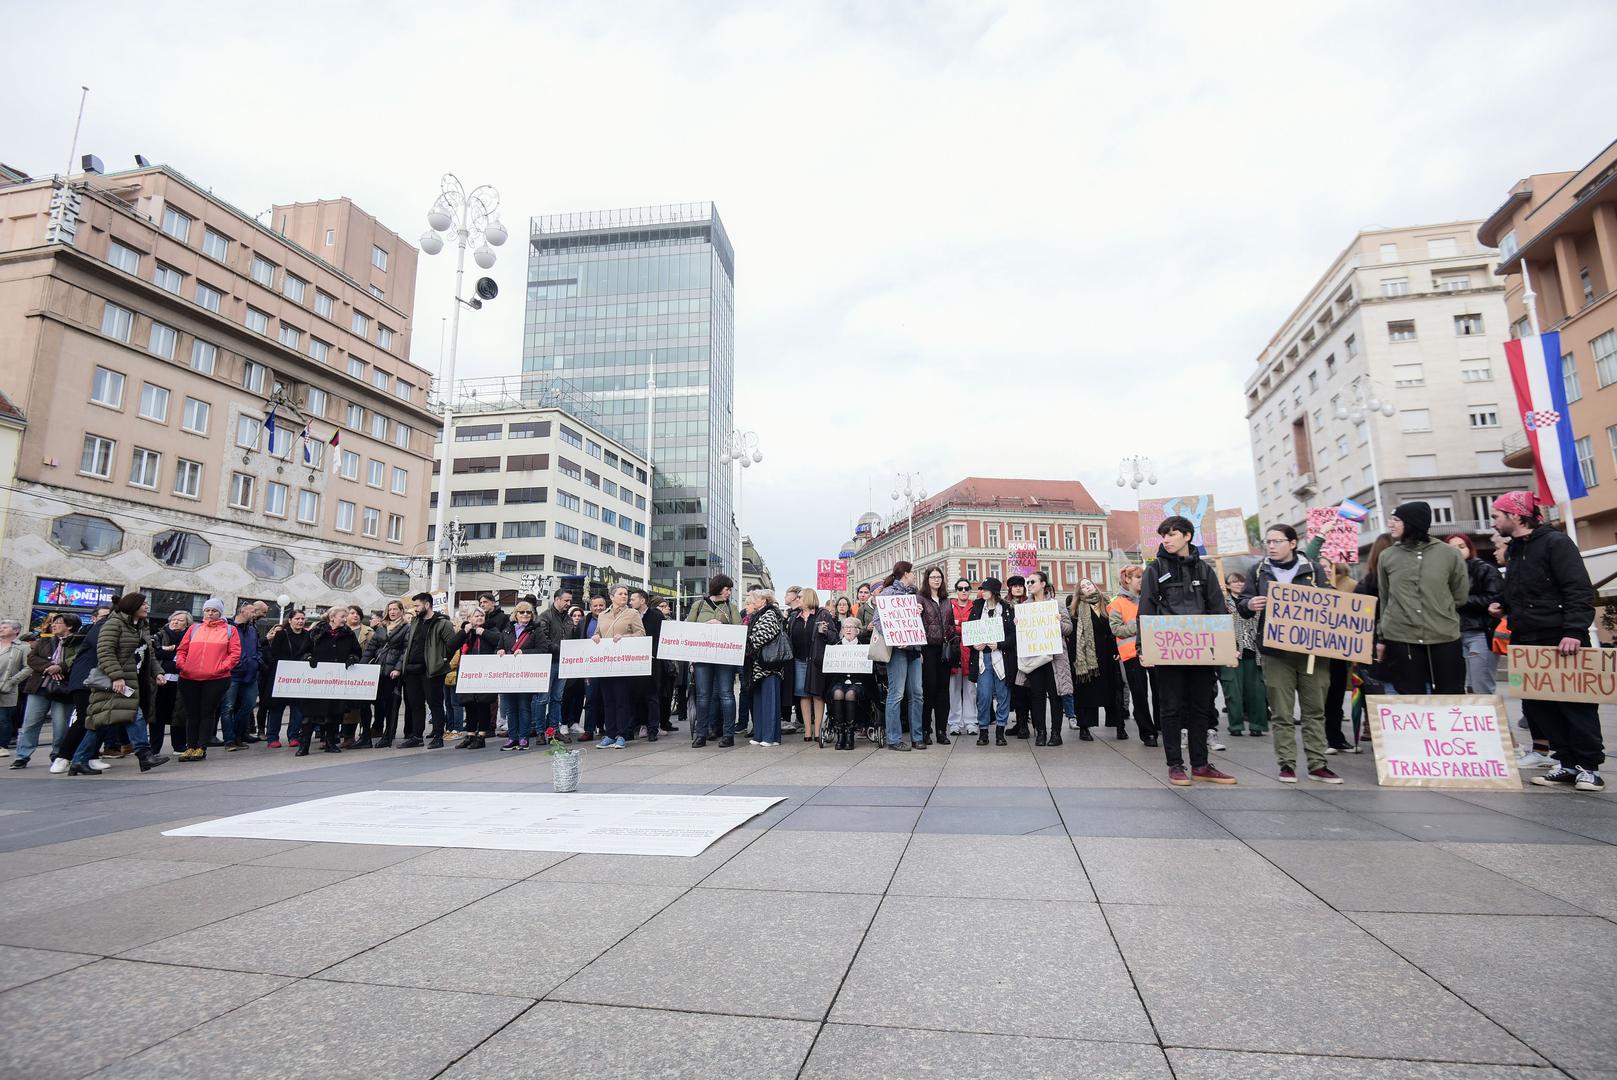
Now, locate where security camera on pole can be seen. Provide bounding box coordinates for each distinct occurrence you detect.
[420,174,506,593]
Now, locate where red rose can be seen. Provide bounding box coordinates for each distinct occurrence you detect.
[545,727,556,738]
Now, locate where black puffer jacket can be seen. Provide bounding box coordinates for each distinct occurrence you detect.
[1139,546,1226,618]
[1458,557,1504,634]
[1501,525,1595,640]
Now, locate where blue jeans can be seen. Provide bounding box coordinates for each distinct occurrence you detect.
[692,662,735,739]
[446,686,465,731]
[220,680,258,744]
[266,702,304,742]
[751,674,782,743]
[502,692,544,740]
[885,648,924,747]
[16,693,72,762]
[1460,630,1497,696]
[0,703,15,747]
[74,710,152,766]
[977,660,1011,728]
[545,676,567,731]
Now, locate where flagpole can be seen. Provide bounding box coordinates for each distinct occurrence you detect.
[1519,262,1578,547]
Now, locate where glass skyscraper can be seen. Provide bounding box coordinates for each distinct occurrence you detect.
[523,203,736,597]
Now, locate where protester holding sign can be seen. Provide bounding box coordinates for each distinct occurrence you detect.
[916,569,959,746]
[1239,525,1340,784]
[1376,501,1468,696]
[1106,565,1158,747]
[1490,491,1604,793]
[1139,515,1238,787]
[686,575,739,748]
[872,561,927,751]
[590,586,646,749]
[497,601,547,751]
[967,577,1017,745]
[743,588,789,746]
[1014,573,1071,746]
[825,617,873,750]
[291,607,361,757]
[788,587,837,744]
[948,578,977,737]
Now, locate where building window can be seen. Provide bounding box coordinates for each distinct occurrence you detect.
[509,421,549,439]
[314,291,334,318]
[1425,497,1456,525]
[583,500,600,520]
[346,404,363,429]
[391,466,408,495]
[1454,314,1484,337]
[985,525,1000,547]
[370,413,387,440]
[347,357,366,379]
[1460,358,1491,383]
[309,338,330,363]
[304,387,327,418]
[297,489,320,524]
[50,513,123,555]
[1381,278,1408,297]
[1387,320,1416,342]
[243,360,267,393]
[246,307,270,335]
[371,245,388,271]
[153,263,183,293]
[1557,353,1581,403]
[282,274,307,304]
[371,368,390,391]
[335,500,356,532]
[558,457,582,480]
[505,486,546,504]
[202,228,228,261]
[361,507,380,537]
[127,447,160,489]
[394,380,412,402]
[1575,436,1597,488]
[248,255,275,287]
[555,523,580,544]
[1592,331,1617,388]
[278,324,302,350]
[1426,237,1458,258]
[137,382,170,422]
[107,239,140,273]
[377,325,393,349]
[160,206,191,243]
[1470,494,1496,522]
[267,424,292,458]
[147,321,178,360]
[387,514,404,544]
[1436,274,1471,292]
[1344,334,1358,359]
[557,490,581,512]
[1378,242,1398,263]
[228,472,255,509]
[174,458,202,498]
[322,558,362,590]
[1467,405,1499,428]
[503,520,546,539]
[559,424,584,449]
[264,480,289,517]
[1406,454,1438,477]
[90,366,125,408]
[181,397,210,434]
[369,285,385,300]
[188,339,217,375]
[235,414,261,450]
[1393,363,1424,386]
[339,450,360,479]
[352,311,369,336]
[194,281,222,312]
[366,459,384,487]
[1401,408,1432,431]
[101,303,134,343]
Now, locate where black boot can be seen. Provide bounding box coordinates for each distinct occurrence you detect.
[976,728,989,746]
[1078,726,1094,741]
[994,727,1008,746]
[1012,720,1030,740]
[323,724,342,752]
[1048,723,1063,747]
[67,761,100,776]
[136,748,168,772]
[1033,717,1048,747]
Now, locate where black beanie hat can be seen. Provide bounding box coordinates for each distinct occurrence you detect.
[1392,501,1432,542]
[980,577,1003,596]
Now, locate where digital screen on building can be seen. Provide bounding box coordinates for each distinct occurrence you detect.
[34,578,118,609]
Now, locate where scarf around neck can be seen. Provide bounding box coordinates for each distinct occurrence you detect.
[1070,592,1106,682]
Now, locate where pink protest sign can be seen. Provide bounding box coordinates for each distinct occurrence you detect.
[816,559,848,592]
[1306,506,1361,564]
[1009,544,1038,579]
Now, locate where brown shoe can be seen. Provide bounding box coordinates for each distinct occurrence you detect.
[1168,766,1191,787]
[1191,765,1238,785]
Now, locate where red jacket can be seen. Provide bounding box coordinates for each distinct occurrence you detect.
[176,620,242,682]
[951,598,975,672]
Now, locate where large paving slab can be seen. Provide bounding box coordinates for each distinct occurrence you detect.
[1435,841,1617,919]
[0,944,98,993]
[802,1025,1172,1078]
[1167,1048,1560,1079]
[1076,837,1326,908]
[701,829,909,894]
[887,834,1093,900]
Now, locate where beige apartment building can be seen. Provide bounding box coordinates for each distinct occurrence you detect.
[0,163,436,621]
[1478,138,1617,584]
[1245,223,1527,548]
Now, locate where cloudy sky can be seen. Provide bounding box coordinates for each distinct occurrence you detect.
[5,1,1613,589]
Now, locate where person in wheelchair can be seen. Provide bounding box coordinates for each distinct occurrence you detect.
[826,617,875,750]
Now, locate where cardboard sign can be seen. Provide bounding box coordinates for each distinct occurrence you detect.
[1508,646,1617,703]
[816,559,849,592]
[1010,544,1039,579]
[961,617,1005,648]
[1213,509,1251,556]
[656,621,747,666]
[873,594,926,647]
[272,663,381,701]
[1261,582,1377,664]
[1139,614,1236,666]
[1140,494,1217,556]
[1014,599,1063,657]
[1368,695,1518,790]
[456,653,552,694]
[559,636,654,679]
[822,643,874,674]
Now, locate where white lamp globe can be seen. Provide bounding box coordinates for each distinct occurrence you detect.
[1334,405,1348,420]
[1367,396,1382,412]
[1381,403,1396,417]
[740,456,751,468]
[419,231,443,256]
[473,245,495,270]
[483,221,508,247]
[276,593,291,607]
[426,209,452,232]
[751,450,762,463]
[1147,474,1158,485]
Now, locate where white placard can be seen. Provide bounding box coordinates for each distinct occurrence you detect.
[656,621,747,666]
[271,663,380,701]
[822,642,874,674]
[559,636,654,679]
[1013,599,1063,657]
[873,594,926,648]
[456,652,552,694]
[1368,695,1518,790]
[164,789,786,857]
[961,617,1004,648]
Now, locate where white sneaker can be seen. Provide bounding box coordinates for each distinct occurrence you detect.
[1516,750,1556,770]
[49,758,69,774]
[0,747,9,757]
[87,759,112,772]
[1574,769,1605,793]
[1323,746,1338,755]
[1209,738,1227,751]
[749,739,762,746]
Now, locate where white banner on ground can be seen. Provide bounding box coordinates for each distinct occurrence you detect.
[822,642,874,674]
[271,663,380,701]
[656,621,747,666]
[164,789,786,856]
[456,652,552,694]
[559,636,654,679]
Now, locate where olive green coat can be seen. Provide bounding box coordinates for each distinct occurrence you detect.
[87,612,160,731]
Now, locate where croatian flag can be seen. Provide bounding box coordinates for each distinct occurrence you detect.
[1505,329,1587,504]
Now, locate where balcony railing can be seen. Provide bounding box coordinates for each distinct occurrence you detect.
[1502,427,1533,469]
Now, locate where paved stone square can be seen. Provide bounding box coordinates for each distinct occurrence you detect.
[2,707,1613,1079]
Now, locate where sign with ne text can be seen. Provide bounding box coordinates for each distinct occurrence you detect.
[816,559,849,592]
[1010,544,1039,579]
[873,594,926,648]
[1261,582,1377,664]
[559,636,654,679]
[822,643,874,674]
[456,653,552,694]
[272,663,381,701]
[1014,599,1063,657]
[1508,646,1617,703]
[1139,614,1236,666]
[961,617,1005,648]
[1368,695,1517,790]
[1305,506,1361,565]
[656,621,747,666]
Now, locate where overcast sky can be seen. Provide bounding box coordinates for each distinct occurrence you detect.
[6,1,1613,590]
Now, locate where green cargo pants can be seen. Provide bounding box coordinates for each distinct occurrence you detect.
[1219,653,1268,735]
[1261,650,1328,772]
